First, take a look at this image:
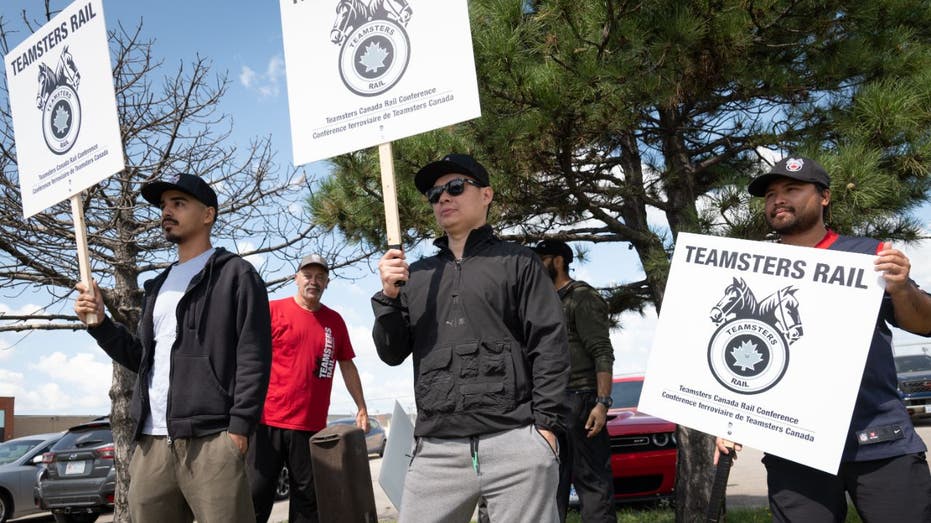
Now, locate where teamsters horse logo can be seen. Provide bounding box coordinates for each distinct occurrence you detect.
[707,277,803,394]
[330,0,413,97]
[36,45,82,155]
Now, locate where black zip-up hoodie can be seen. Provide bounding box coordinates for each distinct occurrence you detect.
[372,225,570,437]
[88,247,272,440]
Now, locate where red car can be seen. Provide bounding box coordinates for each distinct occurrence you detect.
[605,375,677,501]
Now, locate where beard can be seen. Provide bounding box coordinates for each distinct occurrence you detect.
[767,206,821,236]
[163,219,181,243]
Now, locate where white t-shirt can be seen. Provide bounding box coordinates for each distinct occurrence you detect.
[142,248,215,435]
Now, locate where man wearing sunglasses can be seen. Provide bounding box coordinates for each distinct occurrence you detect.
[372,154,570,523]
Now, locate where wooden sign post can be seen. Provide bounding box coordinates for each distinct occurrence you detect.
[70,194,97,325]
[378,143,403,251]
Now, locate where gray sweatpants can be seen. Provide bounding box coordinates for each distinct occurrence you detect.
[399,424,559,523]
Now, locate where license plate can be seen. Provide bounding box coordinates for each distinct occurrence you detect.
[925,405,931,414]
[64,461,86,475]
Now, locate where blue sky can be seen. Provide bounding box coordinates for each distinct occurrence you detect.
[1,0,929,418]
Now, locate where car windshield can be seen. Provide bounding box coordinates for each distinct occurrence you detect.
[611,380,644,409]
[52,427,113,451]
[0,439,41,465]
[895,354,931,373]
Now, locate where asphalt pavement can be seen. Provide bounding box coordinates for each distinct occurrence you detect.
[14,423,931,521]
[722,421,931,508]
[12,456,397,523]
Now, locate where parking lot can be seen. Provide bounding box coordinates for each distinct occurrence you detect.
[13,422,931,521]
[12,455,397,523]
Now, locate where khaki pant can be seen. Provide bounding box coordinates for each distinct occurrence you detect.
[128,432,254,523]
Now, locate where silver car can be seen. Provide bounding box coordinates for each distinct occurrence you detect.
[0,432,64,523]
[327,418,387,457]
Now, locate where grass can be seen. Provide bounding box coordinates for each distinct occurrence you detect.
[561,504,865,523]
[370,506,862,523]
[359,503,868,522]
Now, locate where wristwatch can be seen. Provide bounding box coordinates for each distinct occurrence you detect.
[595,396,613,408]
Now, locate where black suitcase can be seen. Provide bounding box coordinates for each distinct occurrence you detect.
[310,423,378,523]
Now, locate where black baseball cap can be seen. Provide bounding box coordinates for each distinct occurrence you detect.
[532,239,573,264]
[141,173,219,210]
[748,157,831,197]
[414,154,491,194]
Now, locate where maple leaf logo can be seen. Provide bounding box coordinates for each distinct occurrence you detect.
[52,105,71,135]
[730,340,764,371]
[359,42,389,73]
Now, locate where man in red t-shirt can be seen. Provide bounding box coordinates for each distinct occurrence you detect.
[247,254,369,523]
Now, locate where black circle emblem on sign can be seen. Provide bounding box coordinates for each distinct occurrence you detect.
[42,84,81,155]
[707,318,789,394]
[338,20,410,97]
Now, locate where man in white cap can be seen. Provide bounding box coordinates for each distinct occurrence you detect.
[247,254,368,523]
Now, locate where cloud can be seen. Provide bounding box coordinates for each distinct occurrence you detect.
[0,368,25,396]
[6,351,113,414]
[0,302,52,329]
[234,240,267,270]
[239,65,256,88]
[0,303,46,315]
[239,56,284,98]
[610,307,658,376]
[0,338,12,361]
[901,232,931,288]
[325,318,415,416]
[891,230,931,354]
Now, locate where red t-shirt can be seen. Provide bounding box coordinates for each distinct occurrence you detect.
[261,297,356,431]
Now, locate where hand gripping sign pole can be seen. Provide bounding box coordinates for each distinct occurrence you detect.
[378,142,407,287]
[70,194,97,325]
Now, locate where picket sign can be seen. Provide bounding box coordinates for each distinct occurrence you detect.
[4,0,124,324]
[279,0,481,249]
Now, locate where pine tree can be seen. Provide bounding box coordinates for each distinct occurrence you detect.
[313,1,931,517]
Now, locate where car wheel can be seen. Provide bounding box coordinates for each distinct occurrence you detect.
[378,439,386,458]
[52,511,100,523]
[0,490,11,523]
[275,466,290,500]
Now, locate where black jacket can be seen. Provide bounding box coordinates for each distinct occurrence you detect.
[372,225,569,437]
[88,247,272,440]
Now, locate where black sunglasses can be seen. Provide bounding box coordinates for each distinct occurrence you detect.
[425,178,485,204]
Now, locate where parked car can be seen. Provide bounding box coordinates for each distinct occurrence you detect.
[0,432,64,523]
[605,375,677,502]
[326,417,387,457]
[895,353,931,420]
[35,418,115,523]
[275,465,290,501]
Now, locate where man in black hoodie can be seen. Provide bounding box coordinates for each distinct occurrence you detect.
[373,154,569,523]
[74,173,271,523]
